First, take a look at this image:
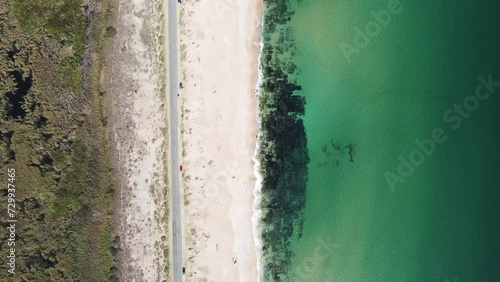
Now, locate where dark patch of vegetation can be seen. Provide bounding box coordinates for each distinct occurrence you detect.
[4,70,32,119]
[0,0,116,280]
[105,26,117,38]
[259,0,309,281]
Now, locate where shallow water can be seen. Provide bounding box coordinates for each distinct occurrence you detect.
[278,0,500,281]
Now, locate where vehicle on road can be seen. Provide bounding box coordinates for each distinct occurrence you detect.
[182,267,185,274]
[179,165,183,172]
[179,82,183,88]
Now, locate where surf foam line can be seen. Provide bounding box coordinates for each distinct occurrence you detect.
[251,12,265,282]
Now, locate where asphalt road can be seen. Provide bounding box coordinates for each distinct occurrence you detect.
[166,0,182,281]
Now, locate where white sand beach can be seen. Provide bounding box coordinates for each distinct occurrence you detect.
[179,0,263,280]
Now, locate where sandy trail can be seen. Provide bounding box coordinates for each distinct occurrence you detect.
[180,0,263,281]
[108,0,169,281]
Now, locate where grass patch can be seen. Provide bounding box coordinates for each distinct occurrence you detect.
[0,0,117,280]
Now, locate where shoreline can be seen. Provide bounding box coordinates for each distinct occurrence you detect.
[180,0,263,280]
[252,12,265,281]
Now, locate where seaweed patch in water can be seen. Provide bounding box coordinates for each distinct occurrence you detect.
[259,0,309,280]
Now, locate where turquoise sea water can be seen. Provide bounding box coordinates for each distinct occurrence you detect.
[275,0,500,281]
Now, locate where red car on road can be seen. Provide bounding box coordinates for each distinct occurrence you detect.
[179,165,183,172]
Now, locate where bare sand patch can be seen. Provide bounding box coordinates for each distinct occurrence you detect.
[107,0,169,281]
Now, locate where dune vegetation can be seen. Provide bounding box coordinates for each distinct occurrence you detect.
[0,0,118,280]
